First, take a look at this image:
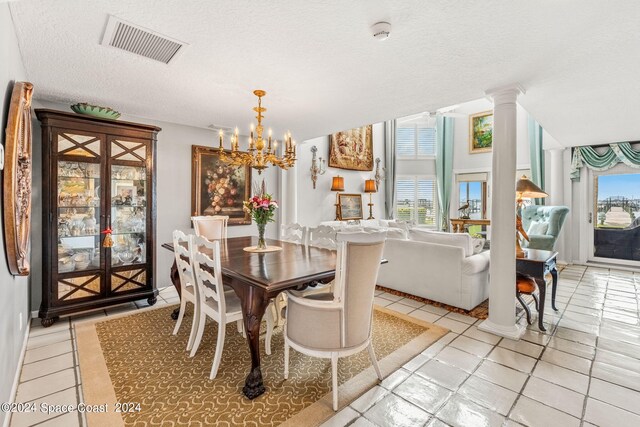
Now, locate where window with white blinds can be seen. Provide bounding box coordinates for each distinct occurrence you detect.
[396,125,436,158]
[396,176,438,226]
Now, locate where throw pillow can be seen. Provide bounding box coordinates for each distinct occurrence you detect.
[471,237,485,254]
[527,220,549,236]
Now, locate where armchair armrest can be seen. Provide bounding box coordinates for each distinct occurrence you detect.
[461,251,491,275]
[526,234,555,251]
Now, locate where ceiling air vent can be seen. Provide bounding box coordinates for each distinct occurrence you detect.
[101,15,187,64]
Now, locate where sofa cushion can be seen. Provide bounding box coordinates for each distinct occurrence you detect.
[409,229,473,257]
[385,228,407,240]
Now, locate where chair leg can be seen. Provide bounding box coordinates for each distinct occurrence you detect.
[517,292,532,325]
[532,293,540,312]
[367,342,383,381]
[331,352,339,411]
[189,308,207,357]
[172,296,187,335]
[209,321,226,379]
[273,294,283,326]
[236,319,243,335]
[284,339,290,380]
[186,301,199,351]
[265,304,274,356]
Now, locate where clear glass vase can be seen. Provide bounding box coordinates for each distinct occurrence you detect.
[256,222,267,250]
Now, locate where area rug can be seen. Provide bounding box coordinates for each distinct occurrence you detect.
[75,304,447,427]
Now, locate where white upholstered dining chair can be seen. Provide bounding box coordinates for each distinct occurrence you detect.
[283,231,386,410]
[192,215,229,240]
[190,235,275,379]
[171,230,200,349]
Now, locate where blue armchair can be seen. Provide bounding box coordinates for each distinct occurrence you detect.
[521,205,569,251]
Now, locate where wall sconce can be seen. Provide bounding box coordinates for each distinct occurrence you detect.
[374,157,385,189]
[364,179,377,220]
[309,145,326,189]
[331,175,345,220]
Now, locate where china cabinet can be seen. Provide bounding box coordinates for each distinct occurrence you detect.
[36,109,161,326]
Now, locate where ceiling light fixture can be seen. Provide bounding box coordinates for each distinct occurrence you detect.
[371,22,391,41]
[217,90,296,174]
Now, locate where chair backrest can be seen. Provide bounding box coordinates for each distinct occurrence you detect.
[307,225,337,249]
[192,215,229,240]
[281,223,307,244]
[172,230,194,291]
[334,231,386,348]
[190,235,226,313]
[521,205,569,237]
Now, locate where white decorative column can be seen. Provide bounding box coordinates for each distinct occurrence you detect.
[478,85,525,340]
[282,165,298,226]
[548,149,564,206]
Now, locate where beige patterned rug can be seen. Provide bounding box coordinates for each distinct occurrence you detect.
[75,304,447,427]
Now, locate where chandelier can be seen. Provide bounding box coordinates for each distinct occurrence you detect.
[217,90,296,174]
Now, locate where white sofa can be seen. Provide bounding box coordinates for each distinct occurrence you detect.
[377,229,490,310]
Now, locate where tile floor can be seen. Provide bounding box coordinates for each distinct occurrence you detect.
[8,265,640,427]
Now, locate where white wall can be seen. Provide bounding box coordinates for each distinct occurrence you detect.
[296,123,385,226]
[449,98,532,218]
[0,1,31,416]
[33,101,280,305]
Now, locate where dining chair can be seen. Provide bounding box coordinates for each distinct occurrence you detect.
[280,223,307,244]
[283,231,386,410]
[307,225,338,250]
[192,215,229,240]
[190,235,275,378]
[171,230,199,350]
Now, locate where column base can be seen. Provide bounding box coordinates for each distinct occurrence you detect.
[477,319,525,340]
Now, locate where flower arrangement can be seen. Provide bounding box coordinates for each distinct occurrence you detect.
[243,181,278,249]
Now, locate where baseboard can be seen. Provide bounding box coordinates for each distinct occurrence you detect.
[2,315,31,427]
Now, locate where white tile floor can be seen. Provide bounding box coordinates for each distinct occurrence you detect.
[8,265,640,427]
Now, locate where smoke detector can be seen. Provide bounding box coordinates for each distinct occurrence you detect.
[371,22,391,41]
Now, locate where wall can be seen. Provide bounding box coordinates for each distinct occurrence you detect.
[449,98,532,219]
[33,100,280,307]
[296,123,385,226]
[0,1,31,416]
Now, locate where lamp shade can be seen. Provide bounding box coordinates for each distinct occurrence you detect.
[331,176,345,192]
[516,175,548,199]
[364,179,377,193]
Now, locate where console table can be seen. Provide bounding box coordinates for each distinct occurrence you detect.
[450,218,491,233]
[516,249,559,331]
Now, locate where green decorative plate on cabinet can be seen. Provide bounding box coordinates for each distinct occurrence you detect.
[70,103,121,120]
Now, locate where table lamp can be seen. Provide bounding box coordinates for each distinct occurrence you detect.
[331,175,345,220]
[364,179,377,220]
[515,175,548,257]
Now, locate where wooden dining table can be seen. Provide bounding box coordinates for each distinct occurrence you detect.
[161,236,338,399]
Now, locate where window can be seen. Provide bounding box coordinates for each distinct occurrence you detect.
[396,176,437,226]
[457,173,488,219]
[396,124,436,158]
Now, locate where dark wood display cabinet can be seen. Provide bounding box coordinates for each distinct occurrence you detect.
[36,110,161,327]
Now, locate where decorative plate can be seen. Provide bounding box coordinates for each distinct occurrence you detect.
[70,103,121,120]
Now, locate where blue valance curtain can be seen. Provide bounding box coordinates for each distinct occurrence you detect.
[436,116,454,231]
[570,142,640,181]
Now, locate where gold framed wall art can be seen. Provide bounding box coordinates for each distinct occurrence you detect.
[329,125,373,171]
[338,193,363,221]
[469,110,493,154]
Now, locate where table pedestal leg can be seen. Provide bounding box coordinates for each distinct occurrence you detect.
[230,283,271,399]
[170,259,181,320]
[550,267,559,311]
[535,277,547,332]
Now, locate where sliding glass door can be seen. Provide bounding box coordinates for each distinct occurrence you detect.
[590,166,640,264]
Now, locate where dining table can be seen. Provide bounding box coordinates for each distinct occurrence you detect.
[161,236,339,399]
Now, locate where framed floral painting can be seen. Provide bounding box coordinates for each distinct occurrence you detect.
[469,110,493,153]
[191,145,251,225]
[329,125,373,171]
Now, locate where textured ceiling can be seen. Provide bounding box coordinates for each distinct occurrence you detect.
[9,0,640,145]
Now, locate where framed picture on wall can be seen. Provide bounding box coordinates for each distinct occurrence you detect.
[338,194,363,220]
[329,125,374,171]
[469,110,493,154]
[191,145,251,225]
